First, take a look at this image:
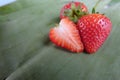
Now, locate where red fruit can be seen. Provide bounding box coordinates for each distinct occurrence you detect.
[77,14,112,53]
[49,18,84,53]
[60,1,88,22]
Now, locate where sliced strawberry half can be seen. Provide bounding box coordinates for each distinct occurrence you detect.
[49,18,84,53]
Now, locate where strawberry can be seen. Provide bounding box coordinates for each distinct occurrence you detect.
[77,14,112,53]
[49,18,84,52]
[60,1,88,22]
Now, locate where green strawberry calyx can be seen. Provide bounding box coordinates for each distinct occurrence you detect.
[64,2,88,23]
[92,0,102,13]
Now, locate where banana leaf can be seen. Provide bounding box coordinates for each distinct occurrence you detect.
[1,0,120,80]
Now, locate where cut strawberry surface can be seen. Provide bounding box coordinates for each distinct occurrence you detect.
[49,18,84,52]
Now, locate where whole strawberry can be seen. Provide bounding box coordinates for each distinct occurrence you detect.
[77,13,112,53]
[60,1,88,22]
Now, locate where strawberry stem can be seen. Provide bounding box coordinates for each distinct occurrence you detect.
[92,0,102,13]
[92,8,96,13]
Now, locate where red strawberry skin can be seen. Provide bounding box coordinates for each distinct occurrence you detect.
[77,14,112,53]
[49,18,84,53]
[60,1,88,19]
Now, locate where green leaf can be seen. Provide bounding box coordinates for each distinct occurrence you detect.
[1,0,120,80]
